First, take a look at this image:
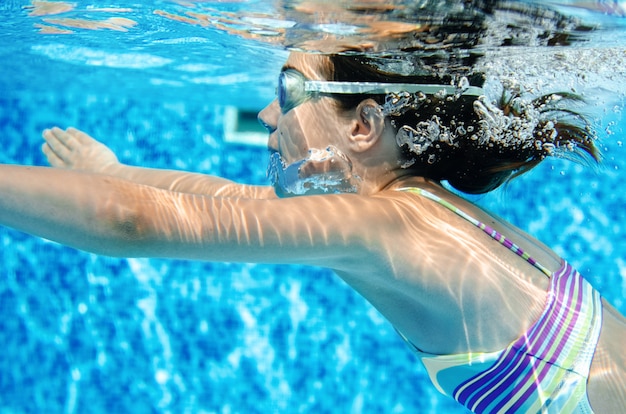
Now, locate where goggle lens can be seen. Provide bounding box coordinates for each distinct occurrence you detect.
[277,71,288,110]
[276,70,310,114]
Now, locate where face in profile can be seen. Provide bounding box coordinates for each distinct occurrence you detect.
[260,53,362,197]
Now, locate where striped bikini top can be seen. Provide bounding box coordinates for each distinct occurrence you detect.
[395,187,602,413]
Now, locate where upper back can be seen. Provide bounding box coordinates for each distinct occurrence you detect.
[335,180,559,355]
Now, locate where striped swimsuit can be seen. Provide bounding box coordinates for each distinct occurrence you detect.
[397,187,603,414]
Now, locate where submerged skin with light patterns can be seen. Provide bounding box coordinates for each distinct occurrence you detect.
[0,52,624,412]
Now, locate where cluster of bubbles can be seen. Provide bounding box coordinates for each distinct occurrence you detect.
[267,146,362,197]
[471,95,545,150]
[394,117,455,167]
[378,78,579,168]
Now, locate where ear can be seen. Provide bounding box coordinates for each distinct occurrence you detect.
[348,99,385,152]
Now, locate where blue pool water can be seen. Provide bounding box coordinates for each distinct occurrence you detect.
[1,1,626,413]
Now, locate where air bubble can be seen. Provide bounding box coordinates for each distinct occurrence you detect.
[542,143,555,154]
[434,89,448,100]
[458,76,470,91]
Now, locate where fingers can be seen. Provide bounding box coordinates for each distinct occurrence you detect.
[41,142,65,168]
[41,126,119,172]
[42,127,72,162]
[44,126,75,148]
[66,127,96,145]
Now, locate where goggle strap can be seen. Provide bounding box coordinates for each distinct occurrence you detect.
[304,81,483,97]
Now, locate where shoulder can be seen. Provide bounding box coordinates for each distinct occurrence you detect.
[251,191,425,270]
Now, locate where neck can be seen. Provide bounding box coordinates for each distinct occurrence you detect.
[355,163,435,195]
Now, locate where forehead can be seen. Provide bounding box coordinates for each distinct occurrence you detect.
[283,52,329,81]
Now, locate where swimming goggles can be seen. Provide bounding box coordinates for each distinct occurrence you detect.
[277,69,484,113]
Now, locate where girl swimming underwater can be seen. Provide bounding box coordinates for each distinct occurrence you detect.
[3,51,625,413]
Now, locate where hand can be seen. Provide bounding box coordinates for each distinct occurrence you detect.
[42,127,120,173]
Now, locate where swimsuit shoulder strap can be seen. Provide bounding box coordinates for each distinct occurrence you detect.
[397,187,552,278]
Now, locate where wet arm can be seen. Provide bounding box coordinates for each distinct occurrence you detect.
[0,165,250,258]
[0,164,379,267]
[0,165,142,256]
[99,164,276,199]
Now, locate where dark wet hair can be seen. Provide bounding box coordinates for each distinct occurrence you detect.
[323,54,599,194]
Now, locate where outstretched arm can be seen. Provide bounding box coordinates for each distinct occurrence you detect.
[0,164,383,269]
[42,127,276,199]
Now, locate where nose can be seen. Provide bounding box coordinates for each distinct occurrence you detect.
[258,100,280,150]
[258,100,279,134]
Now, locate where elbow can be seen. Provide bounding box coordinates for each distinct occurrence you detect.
[112,213,147,244]
[91,199,153,257]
